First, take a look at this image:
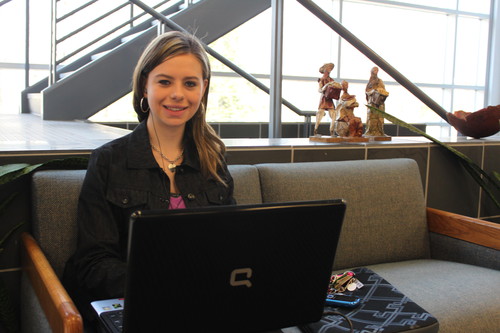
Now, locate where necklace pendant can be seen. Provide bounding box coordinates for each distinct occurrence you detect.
[168,163,177,172]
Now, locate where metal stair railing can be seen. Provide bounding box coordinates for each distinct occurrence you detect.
[0,0,13,7]
[48,0,180,85]
[129,0,316,137]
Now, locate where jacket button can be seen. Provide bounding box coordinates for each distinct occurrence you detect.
[187,193,196,200]
[122,197,129,205]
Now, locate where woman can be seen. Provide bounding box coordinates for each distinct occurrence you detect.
[63,30,235,324]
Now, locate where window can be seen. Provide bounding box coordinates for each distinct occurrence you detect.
[205,0,492,137]
[0,0,494,138]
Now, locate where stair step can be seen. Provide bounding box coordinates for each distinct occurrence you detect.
[28,93,41,116]
[59,71,76,79]
[91,49,112,61]
[121,31,144,43]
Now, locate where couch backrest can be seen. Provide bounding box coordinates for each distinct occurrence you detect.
[30,165,263,277]
[30,159,429,277]
[227,164,263,205]
[255,158,430,269]
[31,170,86,277]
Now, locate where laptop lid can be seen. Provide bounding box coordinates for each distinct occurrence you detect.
[123,199,346,333]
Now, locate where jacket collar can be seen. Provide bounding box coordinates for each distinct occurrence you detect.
[126,120,200,171]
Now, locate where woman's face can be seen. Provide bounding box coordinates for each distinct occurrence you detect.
[144,53,207,130]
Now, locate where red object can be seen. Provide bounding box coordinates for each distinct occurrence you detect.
[325,85,341,100]
[446,105,500,138]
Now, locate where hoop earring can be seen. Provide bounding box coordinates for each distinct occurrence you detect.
[199,102,206,115]
[140,97,149,113]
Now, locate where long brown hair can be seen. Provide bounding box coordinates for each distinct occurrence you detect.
[132,31,227,185]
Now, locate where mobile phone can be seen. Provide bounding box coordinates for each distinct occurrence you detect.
[325,294,361,308]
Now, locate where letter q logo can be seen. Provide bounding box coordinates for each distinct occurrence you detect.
[230,268,253,288]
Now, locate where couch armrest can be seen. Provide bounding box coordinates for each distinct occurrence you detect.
[427,208,500,250]
[21,232,83,333]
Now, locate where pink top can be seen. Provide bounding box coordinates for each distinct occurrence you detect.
[169,195,186,210]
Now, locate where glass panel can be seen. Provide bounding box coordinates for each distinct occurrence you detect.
[458,0,490,14]
[29,0,51,64]
[282,0,340,77]
[454,16,489,86]
[210,10,271,75]
[281,79,324,122]
[453,89,485,112]
[89,93,137,123]
[340,1,453,85]
[378,0,458,10]
[0,1,25,63]
[0,69,24,114]
[207,76,270,122]
[29,68,48,87]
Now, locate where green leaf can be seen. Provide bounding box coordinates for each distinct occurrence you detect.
[0,164,43,186]
[41,157,89,170]
[0,164,30,178]
[0,157,89,186]
[367,104,500,208]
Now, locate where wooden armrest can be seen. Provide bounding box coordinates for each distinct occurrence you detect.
[21,232,83,333]
[427,208,500,250]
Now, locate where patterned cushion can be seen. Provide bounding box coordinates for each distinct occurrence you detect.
[304,267,439,333]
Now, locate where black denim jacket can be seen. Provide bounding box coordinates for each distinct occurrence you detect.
[63,121,235,317]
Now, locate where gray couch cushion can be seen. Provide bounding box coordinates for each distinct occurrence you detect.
[228,164,262,205]
[366,259,500,333]
[31,170,86,277]
[256,158,430,269]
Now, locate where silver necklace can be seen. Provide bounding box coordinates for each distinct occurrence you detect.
[151,144,184,172]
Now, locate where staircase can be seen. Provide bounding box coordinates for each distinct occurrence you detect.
[21,0,271,120]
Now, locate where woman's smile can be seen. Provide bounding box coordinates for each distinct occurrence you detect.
[164,104,188,113]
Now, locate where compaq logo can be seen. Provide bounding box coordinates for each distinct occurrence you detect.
[229,268,253,288]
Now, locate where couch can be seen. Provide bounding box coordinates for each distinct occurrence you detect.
[21,158,500,332]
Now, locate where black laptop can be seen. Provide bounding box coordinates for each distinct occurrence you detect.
[92,199,346,333]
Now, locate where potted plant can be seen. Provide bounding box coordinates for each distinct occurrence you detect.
[0,157,88,332]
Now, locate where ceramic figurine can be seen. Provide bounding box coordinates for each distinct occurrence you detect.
[314,62,342,136]
[335,80,363,137]
[364,67,389,138]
